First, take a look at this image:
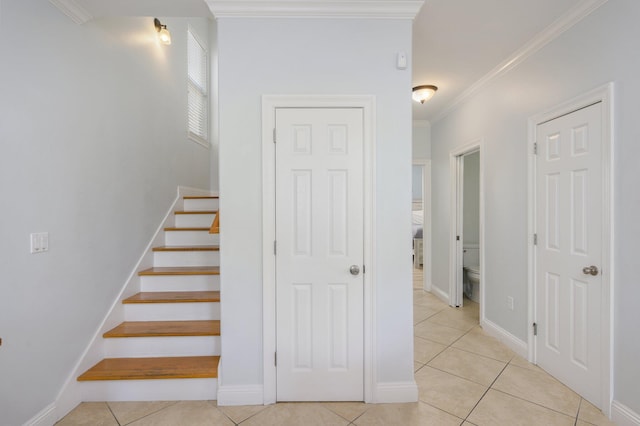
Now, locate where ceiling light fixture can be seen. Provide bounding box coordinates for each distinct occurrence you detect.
[154,18,171,45]
[412,85,438,104]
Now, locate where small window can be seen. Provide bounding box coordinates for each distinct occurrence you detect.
[187,28,208,147]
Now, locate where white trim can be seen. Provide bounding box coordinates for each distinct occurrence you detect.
[48,0,93,24]
[612,401,640,426]
[527,83,614,416]
[432,0,609,123]
[54,187,214,421]
[375,382,418,403]
[412,158,431,291]
[217,385,265,406]
[448,141,483,311]
[430,283,449,305]
[206,1,423,19]
[261,95,376,403]
[24,403,57,426]
[481,319,528,359]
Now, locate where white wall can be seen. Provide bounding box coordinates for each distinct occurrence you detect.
[463,151,480,245]
[216,17,415,393]
[412,120,431,159]
[0,2,211,424]
[430,0,640,415]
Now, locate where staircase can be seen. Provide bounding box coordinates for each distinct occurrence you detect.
[77,196,221,401]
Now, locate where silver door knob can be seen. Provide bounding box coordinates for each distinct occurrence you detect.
[349,265,360,276]
[582,265,599,276]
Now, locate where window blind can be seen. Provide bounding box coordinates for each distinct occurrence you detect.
[188,29,208,146]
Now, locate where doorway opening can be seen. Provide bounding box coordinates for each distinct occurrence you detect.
[412,159,431,292]
[449,142,483,322]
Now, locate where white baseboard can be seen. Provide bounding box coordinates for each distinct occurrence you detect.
[217,385,264,406]
[24,403,56,426]
[481,318,528,358]
[430,285,450,305]
[375,381,418,403]
[612,400,640,426]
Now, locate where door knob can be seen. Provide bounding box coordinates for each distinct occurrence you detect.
[349,265,360,276]
[582,265,599,276]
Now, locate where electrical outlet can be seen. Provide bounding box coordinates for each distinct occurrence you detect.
[507,296,514,311]
[30,232,49,253]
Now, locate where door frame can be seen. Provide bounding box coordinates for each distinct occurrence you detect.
[449,141,484,316]
[413,158,432,291]
[261,95,376,404]
[527,83,614,414]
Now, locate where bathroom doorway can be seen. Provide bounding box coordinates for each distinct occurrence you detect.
[449,142,483,319]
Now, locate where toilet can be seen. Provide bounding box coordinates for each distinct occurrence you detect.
[463,246,480,303]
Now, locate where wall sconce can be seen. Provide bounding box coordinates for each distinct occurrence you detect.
[154,18,172,45]
[412,85,438,104]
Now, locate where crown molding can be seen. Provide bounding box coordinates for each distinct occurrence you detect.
[49,0,93,24]
[206,1,424,19]
[432,0,609,123]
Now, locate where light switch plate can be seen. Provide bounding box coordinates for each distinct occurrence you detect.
[30,232,49,253]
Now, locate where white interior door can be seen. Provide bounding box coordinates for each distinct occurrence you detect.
[275,107,364,401]
[535,102,603,406]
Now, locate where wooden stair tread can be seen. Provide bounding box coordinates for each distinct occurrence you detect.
[138,266,220,276]
[77,356,219,381]
[183,196,219,199]
[164,227,210,231]
[123,291,220,304]
[104,320,220,338]
[174,210,218,215]
[152,245,219,252]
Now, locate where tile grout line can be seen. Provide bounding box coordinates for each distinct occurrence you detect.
[104,402,122,426]
[461,361,511,423]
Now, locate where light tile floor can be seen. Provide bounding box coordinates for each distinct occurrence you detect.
[57,268,614,425]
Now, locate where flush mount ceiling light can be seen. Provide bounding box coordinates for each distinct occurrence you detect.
[154,18,171,45]
[412,85,438,104]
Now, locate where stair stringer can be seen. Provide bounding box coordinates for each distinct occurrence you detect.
[53,186,216,423]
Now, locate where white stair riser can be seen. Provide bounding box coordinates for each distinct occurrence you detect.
[104,336,221,358]
[79,378,217,402]
[140,275,220,292]
[124,302,220,321]
[165,231,219,246]
[153,251,220,267]
[184,198,219,211]
[175,213,216,228]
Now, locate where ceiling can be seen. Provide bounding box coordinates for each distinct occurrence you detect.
[65,0,587,122]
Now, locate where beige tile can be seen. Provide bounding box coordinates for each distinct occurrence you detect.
[413,291,448,311]
[127,401,233,426]
[414,361,425,372]
[508,355,540,371]
[492,365,581,417]
[427,347,506,386]
[578,399,615,425]
[451,326,514,362]
[354,402,462,426]
[426,308,479,331]
[217,404,268,423]
[107,401,177,425]
[414,321,466,346]
[414,336,447,364]
[241,402,349,426]
[56,403,118,426]
[322,402,369,422]
[468,389,575,426]
[414,304,440,324]
[415,366,487,418]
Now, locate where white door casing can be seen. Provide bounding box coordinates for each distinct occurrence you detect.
[275,107,364,401]
[262,95,375,405]
[533,97,611,409]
